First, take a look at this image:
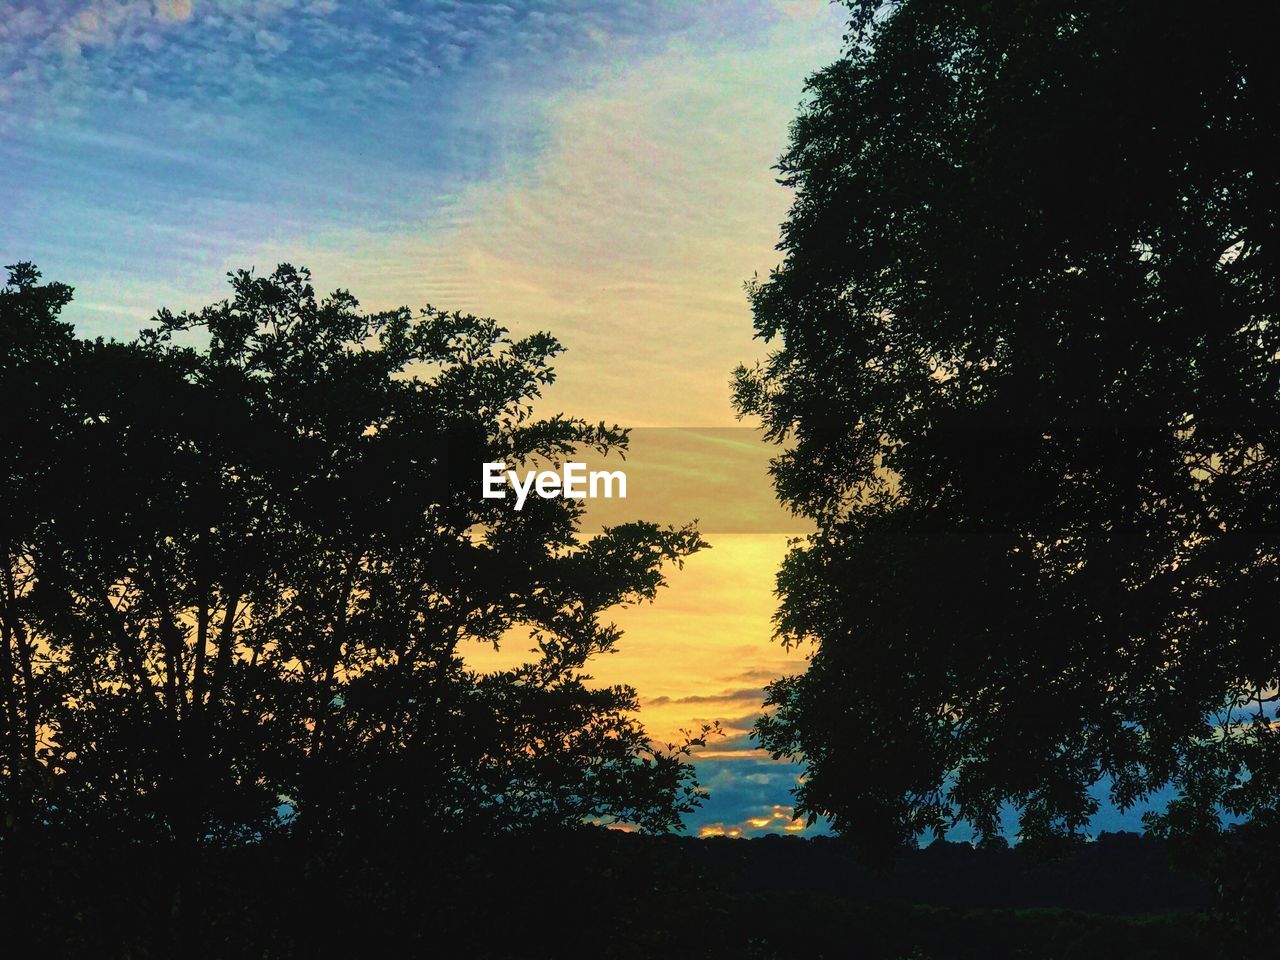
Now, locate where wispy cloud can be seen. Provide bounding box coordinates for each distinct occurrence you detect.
[645,687,765,708]
[2,1,720,125]
[329,5,846,426]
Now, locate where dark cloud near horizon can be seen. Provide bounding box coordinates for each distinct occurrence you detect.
[645,686,765,708]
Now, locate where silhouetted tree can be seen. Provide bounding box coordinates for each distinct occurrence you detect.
[0,262,77,845]
[1,262,707,851]
[735,0,1280,857]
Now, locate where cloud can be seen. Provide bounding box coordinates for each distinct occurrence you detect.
[698,804,809,838]
[686,746,823,837]
[645,687,765,708]
[228,4,847,427]
[11,0,194,61]
[159,0,194,22]
[1,1,717,127]
[731,667,789,684]
[688,714,777,760]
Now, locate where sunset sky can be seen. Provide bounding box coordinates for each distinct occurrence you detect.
[2,0,855,836]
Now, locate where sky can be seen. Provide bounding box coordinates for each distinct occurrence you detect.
[3,0,851,837]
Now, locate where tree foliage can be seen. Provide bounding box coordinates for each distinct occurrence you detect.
[736,0,1280,853]
[1,262,706,847]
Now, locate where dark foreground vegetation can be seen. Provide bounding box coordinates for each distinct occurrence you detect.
[1,830,1234,959]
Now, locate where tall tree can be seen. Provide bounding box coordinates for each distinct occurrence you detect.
[2,263,706,846]
[736,1,1280,854]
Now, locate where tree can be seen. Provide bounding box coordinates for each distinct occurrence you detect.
[1,262,707,848]
[735,1,1280,854]
[0,262,76,843]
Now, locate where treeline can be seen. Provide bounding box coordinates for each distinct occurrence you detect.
[3,829,1228,959]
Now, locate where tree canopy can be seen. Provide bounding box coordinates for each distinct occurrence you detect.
[736,0,1280,853]
[1,262,706,847]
